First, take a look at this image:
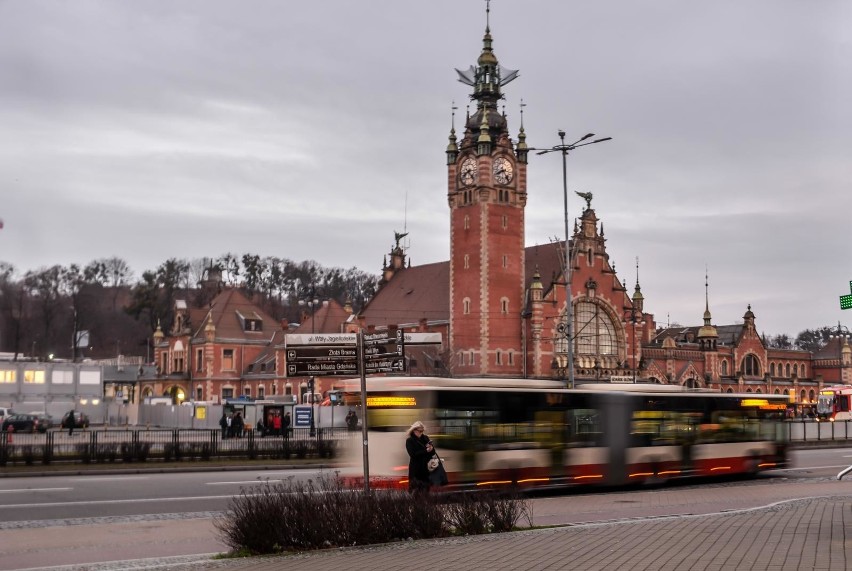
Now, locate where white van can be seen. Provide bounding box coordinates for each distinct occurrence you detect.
[0,407,11,423]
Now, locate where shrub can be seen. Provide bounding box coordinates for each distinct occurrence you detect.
[214,475,530,556]
[94,443,119,463]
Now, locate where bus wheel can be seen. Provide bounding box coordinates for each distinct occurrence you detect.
[745,453,761,476]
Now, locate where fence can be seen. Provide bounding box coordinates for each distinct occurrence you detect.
[2,419,849,468]
[0,427,358,467]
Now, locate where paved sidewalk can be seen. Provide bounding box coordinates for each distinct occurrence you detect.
[173,496,850,571]
[8,479,852,570]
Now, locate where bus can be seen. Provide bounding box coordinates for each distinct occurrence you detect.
[339,377,789,490]
[817,385,852,421]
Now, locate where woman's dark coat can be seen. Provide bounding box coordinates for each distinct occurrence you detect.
[406,432,433,490]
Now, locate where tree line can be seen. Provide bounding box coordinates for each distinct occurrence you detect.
[0,254,379,362]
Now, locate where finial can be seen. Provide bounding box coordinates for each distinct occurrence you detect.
[636,256,640,288]
[451,100,457,131]
[485,0,491,32]
[519,98,526,130]
[705,265,709,312]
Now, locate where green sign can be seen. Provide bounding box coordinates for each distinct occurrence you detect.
[841,281,852,310]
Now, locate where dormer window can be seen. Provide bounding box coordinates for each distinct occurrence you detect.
[236,310,264,332]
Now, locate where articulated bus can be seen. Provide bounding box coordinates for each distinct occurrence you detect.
[817,386,852,421]
[339,377,789,490]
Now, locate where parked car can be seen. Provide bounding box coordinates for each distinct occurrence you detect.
[61,411,90,429]
[2,413,48,433]
[0,406,11,424]
[31,412,54,431]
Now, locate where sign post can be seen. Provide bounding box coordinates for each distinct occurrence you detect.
[358,330,370,493]
[283,329,440,494]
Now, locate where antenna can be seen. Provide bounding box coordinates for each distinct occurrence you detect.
[403,192,410,252]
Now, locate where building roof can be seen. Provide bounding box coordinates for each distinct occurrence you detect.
[190,289,281,343]
[295,298,351,334]
[651,324,746,348]
[359,243,563,329]
[360,261,450,328]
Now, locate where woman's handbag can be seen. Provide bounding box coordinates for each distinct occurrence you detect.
[429,457,448,486]
[428,454,441,472]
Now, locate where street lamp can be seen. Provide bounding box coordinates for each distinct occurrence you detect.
[529,131,612,388]
[298,288,321,437]
[299,286,320,333]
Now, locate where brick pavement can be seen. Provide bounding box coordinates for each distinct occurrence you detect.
[179,496,851,571]
[6,479,852,570]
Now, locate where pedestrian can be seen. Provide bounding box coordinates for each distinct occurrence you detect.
[283,411,291,437]
[405,420,433,492]
[232,412,244,438]
[346,409,358,431]
[67,410,76,436]
[219,412,229,439]
[272,412,282,436]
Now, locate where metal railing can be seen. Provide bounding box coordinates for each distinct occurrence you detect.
[0,427,358,467]
[1,420,850,468]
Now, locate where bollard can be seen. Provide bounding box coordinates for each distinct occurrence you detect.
[6,424,13,444]
[838,464,852,480]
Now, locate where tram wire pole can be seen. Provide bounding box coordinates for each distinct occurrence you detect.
[528,131,612,388]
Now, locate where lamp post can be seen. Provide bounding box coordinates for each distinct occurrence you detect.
[529,131,612,389]
[298,291,320,334]
[308,376,316,437]
[299,288,321,436]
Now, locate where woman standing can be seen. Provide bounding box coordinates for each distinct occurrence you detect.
[405,421,434,491]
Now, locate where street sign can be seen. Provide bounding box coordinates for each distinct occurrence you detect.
[286,346,358,361]
[287,360,359,377]
[294,406,312,427]
[364,357,405,373]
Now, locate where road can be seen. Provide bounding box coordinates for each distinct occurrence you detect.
[0,448,851,570]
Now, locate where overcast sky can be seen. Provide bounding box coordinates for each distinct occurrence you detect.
[1,0,850,338]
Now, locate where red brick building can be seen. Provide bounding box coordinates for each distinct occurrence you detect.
[147,14,851,408]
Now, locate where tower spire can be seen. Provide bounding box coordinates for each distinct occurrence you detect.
[697,265,718,349]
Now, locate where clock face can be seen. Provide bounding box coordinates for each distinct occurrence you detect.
[493,157,514,185]
[460,157,477,186]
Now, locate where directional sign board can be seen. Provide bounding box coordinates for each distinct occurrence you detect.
[283,330,439,377]
[285,334,359,377]
[363,330,405,373]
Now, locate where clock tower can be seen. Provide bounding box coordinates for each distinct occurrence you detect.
[447,9,527,376]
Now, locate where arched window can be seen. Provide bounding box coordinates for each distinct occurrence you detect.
[463,298,471,314]
[464,215,470,229]
[741,354,760,376]
[496,350,502,365]
[793,364,799,377]
[500,297,509,314]
[770,363,776,376]
[573,301,617,356]
[721,360,728,376]
[464,254,469,269]
[800,389,807,402]
[785,363,791,377]
[726,388,734,393]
